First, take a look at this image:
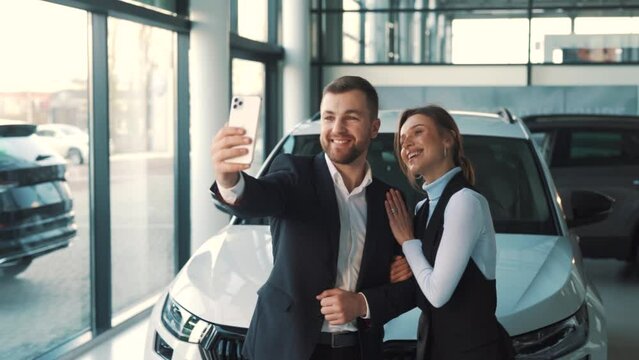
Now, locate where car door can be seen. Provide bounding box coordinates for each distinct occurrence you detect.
[549,127,639,260]
[36,128,66,157]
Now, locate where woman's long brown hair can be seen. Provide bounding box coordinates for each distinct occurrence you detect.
[394,105,475,190]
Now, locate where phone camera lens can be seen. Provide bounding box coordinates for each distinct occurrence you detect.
[233,97,238,103]
[238,101,243,106]
[232,104,237,109]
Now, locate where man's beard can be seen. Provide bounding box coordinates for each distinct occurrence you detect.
[321,138,365,165]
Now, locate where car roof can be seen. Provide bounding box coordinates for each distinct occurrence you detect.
[292,109,530,139]
[523,114,639,129]
[0,118,27,126]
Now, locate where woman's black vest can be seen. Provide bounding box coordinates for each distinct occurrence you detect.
[413,172,513,359]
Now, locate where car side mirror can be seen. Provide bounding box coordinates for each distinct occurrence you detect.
[567,190,614,228]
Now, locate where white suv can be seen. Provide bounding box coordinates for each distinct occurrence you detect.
[145,110,608,360]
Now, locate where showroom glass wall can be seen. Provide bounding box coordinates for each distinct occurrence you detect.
[0,0,189,358]
[107,18,177,318]
[312,0,639,65]
[0,2,90,359]
[231,0,285,166]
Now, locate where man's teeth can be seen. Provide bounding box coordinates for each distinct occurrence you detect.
[333,139,349,144]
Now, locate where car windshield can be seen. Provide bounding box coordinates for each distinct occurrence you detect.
[240,133,557,236]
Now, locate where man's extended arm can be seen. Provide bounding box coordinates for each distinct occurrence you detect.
[211,154,299,219]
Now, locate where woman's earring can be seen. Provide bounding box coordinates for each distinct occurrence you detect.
[444,147,448,158]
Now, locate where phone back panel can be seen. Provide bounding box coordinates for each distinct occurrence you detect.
[227,95,261,165]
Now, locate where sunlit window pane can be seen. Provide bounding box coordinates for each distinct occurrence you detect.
[237,0,268,42]
[452,18,530,64]
[0,1,90,358]
[323,11,432,64]
[543,16,639,63]
[574,17,639,35]
[108,18,176,316]
[343,12,362,63]
[321,9,530,64]
[530,17,572,63]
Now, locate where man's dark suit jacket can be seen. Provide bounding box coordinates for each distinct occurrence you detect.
[211,153,414,360]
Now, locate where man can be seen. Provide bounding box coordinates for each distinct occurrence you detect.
[210,76,413,360]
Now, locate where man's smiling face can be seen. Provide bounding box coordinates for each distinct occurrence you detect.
[319,90,380,165]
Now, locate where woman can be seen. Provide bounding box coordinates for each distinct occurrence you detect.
[385,105,514,360]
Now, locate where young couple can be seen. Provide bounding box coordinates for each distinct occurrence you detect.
[210,76,514,360]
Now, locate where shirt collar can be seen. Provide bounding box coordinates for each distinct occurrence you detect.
[324,153,373,195]
[421,167,462,201]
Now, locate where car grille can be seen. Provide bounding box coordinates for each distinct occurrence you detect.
[200,324,247,360]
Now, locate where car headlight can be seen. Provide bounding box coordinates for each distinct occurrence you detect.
[513,303,589,359]
[161,295,212,343]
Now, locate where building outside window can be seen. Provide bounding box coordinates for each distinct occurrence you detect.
[107,18,177,317]
[0,1,90,358]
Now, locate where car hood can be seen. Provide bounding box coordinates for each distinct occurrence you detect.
[169,227,585,336]
[493,233,585,335]
[169,225,273,328]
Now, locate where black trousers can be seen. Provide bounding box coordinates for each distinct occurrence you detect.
[309,344,361,360]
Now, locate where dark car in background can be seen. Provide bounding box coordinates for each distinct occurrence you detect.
[0,122,77,277]
[524,114,639,264]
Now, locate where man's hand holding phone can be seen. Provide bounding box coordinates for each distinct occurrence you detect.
[211,96,261,189]
[210,126,252,188]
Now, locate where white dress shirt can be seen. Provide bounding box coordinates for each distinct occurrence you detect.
[217,154,372,332]
[402,167,497,308]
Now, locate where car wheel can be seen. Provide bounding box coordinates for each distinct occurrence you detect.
[0,257,33,277]
[67,148,84,165]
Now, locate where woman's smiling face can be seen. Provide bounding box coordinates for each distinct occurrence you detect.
[399,113,452,179]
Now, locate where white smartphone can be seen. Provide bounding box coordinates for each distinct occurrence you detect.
[225,95,262,165]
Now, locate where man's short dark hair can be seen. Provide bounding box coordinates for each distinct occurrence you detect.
[322,76,379,120]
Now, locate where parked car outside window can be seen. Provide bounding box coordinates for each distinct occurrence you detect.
[0,121,77,277]
[36,123,89,165]
[145,110,609,360]
[524,114,639,264]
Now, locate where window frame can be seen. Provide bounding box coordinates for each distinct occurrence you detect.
[230,0,284,156]
[21,1,192,359]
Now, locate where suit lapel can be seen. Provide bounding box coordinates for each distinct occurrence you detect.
[313,153,341,279]
[356,180,381,291]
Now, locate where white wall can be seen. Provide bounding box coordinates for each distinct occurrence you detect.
[189,0,231,252]
[532,65,639,86]
[282,0,311,133]
[322,65,527,86]
[322,64,639,87]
